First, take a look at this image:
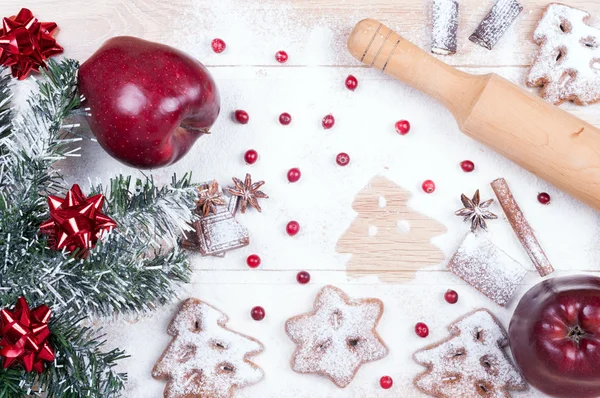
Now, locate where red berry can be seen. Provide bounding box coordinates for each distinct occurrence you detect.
[422,180,435,194]
[287,168,301,183]
[336,152,350,166]
[415,322,429,338]
[395,120,411,135]
[379,375,393,389]
[296,271,311,284]
[275,50,288,63]
[460,160,475,172]
[251,306,265,321]
[444,289,458,304]
[211,38,226,53]
[322,114,335,129]
[279,112,292,125]
[234,110,249,124]
[538,192,551,205]
[286,221,300,236]
[244,149,258,165]
[246,254,261,268]
[345,75,358,91]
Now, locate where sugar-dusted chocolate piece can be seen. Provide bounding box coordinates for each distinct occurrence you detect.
[153,298,264,398]
[285,285,389,388]
[491,178,554,277]
[413,308,527,397]
[469,0,523,50]
[447,232,527,306]
[431,0,459,55]
[527,3,600,105]
[181,181,249,256]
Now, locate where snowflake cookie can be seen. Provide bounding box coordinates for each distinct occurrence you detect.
[152,298,264,398]
[527,3,600,105]
[285,285,389,388]
[413,308,527,397]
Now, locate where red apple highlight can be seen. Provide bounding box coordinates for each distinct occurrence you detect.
[78,36,220,168]
[509,275,600,398]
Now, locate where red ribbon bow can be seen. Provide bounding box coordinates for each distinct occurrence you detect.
[0,8,63,79]
[40,184,117,256]
[0,297,54,373]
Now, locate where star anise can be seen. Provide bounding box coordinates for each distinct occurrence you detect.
[196,180,226,216]
[226,174,268,213]
[455,190,498,232]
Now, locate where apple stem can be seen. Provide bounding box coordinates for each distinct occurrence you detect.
[567,325,586,344]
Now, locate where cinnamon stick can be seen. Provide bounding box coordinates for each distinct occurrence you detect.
[490,178,554,277]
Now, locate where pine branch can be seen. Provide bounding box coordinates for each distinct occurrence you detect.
[0,68,11,142]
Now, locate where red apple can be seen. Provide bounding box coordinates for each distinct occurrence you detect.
[78,36,220,168]
[509,275,600,398]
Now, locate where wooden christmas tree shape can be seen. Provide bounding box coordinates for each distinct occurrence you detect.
[152,298,264,398]
[336,176,446,282]
[527,3,600,105]
[413,309,527,397]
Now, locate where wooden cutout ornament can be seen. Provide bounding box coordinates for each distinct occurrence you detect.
[336,176,446,282]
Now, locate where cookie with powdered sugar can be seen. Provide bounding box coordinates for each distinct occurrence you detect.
[527,3,600,105]
[285,285,389,388]
[152,298,264,398]
[413,308,527,397]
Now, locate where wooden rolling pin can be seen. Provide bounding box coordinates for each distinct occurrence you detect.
[348,19,600,211]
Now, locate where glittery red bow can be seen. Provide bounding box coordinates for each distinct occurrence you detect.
[0,297,54,373]
[40,184,117,256]
[0,8,63,80]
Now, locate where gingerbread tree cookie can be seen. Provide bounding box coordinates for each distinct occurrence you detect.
[527,3,600,105]
[152,298,264,398]
[413,309,527,397]
[336,176,446,282]
[285,285,389,388]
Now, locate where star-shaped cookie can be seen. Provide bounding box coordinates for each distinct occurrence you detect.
[285,285,389,388]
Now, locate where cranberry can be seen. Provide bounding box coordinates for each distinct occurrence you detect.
[415,322,429,338]
[246,254,261,268]
[336,152,350,166]
[444,289,458,304]
[422,180,435,194]
[287,168,301,183]
[286,221,300,236]
[296,271,311,284]
[538,192,551,205]
[322,114,335,129]
[244,149,258,165]
[380,375,393,389]
[250,306,265,321]
[275,50,288,63]
[395,120,411,135]
[211,38,226,53]
[279,112,292,125]
[345,75,358,91]
[234,110,249,124]
[460,160,475,172]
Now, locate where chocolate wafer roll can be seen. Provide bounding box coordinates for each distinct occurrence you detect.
[431,0,459,55]
[470,0,523,50]
[491,178,554,277]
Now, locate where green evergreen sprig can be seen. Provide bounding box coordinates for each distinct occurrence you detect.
[0,59,197,396]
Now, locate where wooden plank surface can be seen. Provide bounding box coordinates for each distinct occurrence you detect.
[4,0,600,397]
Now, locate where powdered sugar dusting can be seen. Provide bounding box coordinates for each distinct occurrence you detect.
[431,0,458,55]
[285,285,388,388]
[413,309,527,397]
[152,298,264,398]
[447,233,527,306]
[527,3,600,105]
